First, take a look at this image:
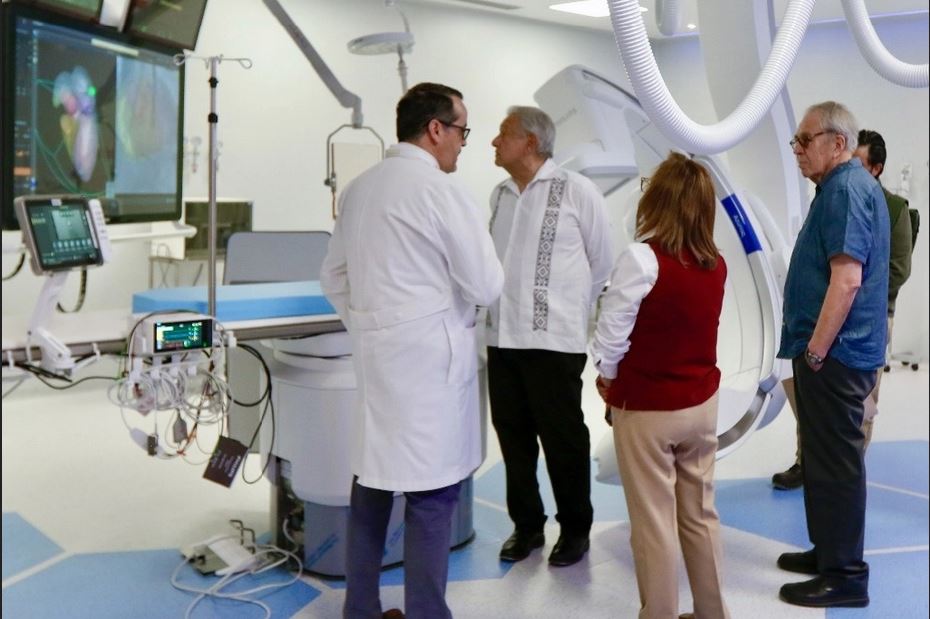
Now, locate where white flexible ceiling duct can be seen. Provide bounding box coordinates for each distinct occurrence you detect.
[606,0,815,155]
[841,0,929,88]
[655,0,681,37]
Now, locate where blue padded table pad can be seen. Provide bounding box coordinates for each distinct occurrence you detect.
[132,281,335,322]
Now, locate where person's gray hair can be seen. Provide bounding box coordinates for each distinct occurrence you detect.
[806,101,858,153]
[507,106,555,159]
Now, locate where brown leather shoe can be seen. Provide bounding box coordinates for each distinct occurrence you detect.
[383,610,405,619]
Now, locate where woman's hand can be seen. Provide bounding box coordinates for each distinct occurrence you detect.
[595,375,612,401]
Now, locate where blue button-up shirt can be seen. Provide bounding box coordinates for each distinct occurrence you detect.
[778,158,890,371]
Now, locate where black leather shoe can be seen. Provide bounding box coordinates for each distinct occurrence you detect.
[779,576,869,608]
[499,530,545,562]
[777,549,819,575]
[548,534,590,567]
[772,463,803,490]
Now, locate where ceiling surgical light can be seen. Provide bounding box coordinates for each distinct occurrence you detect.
[347,1,416,94]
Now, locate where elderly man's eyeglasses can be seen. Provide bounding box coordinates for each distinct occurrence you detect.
[789,130,835,149]
[437,119,471,140]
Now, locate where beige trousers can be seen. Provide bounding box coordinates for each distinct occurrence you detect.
[612,393,730,619]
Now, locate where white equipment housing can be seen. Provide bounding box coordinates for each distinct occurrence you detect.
[256,331,483,577]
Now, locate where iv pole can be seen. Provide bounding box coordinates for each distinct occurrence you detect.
[174,54,252,317]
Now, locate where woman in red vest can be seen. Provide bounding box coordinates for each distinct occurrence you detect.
[590,152,730,619]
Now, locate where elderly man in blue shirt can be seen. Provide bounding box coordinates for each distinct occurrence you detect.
[775,101,889,609]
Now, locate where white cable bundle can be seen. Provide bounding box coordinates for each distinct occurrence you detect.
[115,315,235,458]
[170,519,305,619]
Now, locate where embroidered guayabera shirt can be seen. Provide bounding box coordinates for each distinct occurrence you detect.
[486,159,613,353]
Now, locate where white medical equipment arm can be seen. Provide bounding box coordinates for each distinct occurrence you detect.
[606,0,814,155]
[697,155,787,445]
[262,0,364,128]
[26,273,76,372]
[841,0,929,88]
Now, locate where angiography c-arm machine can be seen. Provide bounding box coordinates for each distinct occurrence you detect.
[569,0,925,482]
[534,66,787,485]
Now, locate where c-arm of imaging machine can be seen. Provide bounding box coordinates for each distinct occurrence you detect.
[534,67,788,483]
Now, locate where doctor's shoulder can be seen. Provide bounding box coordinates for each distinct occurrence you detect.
[418,174,478,208]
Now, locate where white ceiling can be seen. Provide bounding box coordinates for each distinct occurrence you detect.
[407,0,929,37]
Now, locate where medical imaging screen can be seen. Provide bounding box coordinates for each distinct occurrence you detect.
[4,11,182,229]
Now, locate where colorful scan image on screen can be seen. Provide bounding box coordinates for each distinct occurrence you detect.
[3,8,183,229]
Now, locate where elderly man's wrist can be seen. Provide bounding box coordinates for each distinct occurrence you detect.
[805,348,826,366]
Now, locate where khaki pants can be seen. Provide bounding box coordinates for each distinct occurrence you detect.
[612,393,730,619]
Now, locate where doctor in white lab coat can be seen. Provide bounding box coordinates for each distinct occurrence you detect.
[320,82,503,619]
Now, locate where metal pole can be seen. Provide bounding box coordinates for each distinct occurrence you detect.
[207,57,219,318]
[172,53,250,318]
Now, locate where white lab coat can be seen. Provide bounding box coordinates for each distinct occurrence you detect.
[486,159,614,352]
[320,143,504,492]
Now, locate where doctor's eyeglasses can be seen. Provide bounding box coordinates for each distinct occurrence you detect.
[437,119,471,140]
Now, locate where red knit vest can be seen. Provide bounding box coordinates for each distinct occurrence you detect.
[605,243,727,411]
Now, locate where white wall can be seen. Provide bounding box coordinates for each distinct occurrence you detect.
[179,0,629,231]
[3,1,928,359]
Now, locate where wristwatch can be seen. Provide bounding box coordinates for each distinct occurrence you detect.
[805,349,825,366]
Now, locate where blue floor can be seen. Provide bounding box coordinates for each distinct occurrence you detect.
[1,513,63,581]
[2,549,320,619]
[3,441,927,618]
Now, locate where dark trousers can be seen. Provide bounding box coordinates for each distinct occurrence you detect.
[793,355,875,585]
[343,477,462,619]
[487,346,592,536]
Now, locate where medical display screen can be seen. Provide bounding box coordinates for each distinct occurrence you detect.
[154,318,213,353]
[22,198,103,271]
[126,0,208,51]
[1,6,184,230]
